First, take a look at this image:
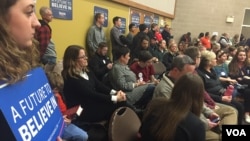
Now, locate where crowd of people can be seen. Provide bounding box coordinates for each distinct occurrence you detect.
[1,0,250,141]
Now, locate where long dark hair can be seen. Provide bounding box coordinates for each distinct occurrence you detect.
[143,73,204,141]
[228,47,250,76]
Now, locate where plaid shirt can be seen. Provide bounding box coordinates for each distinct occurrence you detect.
[35,20,51,57]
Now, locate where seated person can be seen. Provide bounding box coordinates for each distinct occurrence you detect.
[228,47,250,123]
[109,47,155,108]
[197,50,245,124]
[46,71,88,141]
[88,42,113,81]
[62,45,126,123]
[140,73,205,141]
[131,35,158,64]
[130,50,159,85]
[153,55,226,140]
[162,42,179,71]
[184,47,238,140]
[153,39,167,62]
[214,49,237,87]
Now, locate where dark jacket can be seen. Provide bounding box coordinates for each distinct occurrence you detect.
[140,112,205,141]
[162,52,178,71]
[197,68,224,102]
[132,32,148,51]
[88,52,112,81]
[63,71,117,122]
[161,30,172,45]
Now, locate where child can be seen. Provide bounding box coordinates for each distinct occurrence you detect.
[46,71,88,141]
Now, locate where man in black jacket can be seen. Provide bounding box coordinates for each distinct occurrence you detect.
[88,42,113,81]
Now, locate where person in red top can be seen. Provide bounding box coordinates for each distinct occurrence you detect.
[154,26,163,42]
[46,71,88,141]
[201,32,211,50]
[130,50,159,84]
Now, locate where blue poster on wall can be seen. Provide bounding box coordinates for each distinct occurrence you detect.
[94,6,108,27]
[0,67,64,141]
[131,12,140,27]
[120,17,126,34]
[144,15,152,27]
[50,0,72,20]
[153,15,159,24]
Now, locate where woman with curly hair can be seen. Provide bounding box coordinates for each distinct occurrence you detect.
[0,0,41,84]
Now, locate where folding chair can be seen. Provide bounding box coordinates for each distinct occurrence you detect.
[109,107,141,141]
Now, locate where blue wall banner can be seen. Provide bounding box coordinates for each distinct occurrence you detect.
[131,12,140,27]
[144,15,152,27]
[0,67,64,141]
[50,0,72,20]
[153,15,159,24]
[94,6,108,27]
[120,17,126,34]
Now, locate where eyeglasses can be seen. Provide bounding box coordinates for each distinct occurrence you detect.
[78,55,88,59]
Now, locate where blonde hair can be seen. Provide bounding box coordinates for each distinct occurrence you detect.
[199,50,216,69]
[201,50,216,62]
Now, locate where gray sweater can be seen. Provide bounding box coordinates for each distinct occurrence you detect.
[87,25,106,53]
[109,62,148,104]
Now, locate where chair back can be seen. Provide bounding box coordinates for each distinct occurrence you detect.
[109,107,141,141]
[152,61,166,75]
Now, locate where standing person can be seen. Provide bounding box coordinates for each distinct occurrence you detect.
[201,32,211,50]
[132,24,149,52]
[140,73,206,141]
[110,16,127,61]
[218,33,232,51]
[126,23,136,49]
[147,23,158,40]
[35,6,57,70]
[0,0,64,140]
[231,34,240,47]
[87,13,106,58]
[161,24,172,46]
[210,34,218,46]
[179,32,192,45]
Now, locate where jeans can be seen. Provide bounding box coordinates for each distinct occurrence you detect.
[62,123,88,141]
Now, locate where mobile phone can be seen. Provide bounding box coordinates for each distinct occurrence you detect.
[211,117,220,123]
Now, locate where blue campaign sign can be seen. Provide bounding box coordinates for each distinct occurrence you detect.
[50,0,72,20]
[120,17,126,34]
[144,15,152,27]
[153,15,159,24]
[0,67,64,141]
[131,12,140,27]
[94,6,108,27]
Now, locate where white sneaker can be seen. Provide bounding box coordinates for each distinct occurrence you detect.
[245,115,250,123]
